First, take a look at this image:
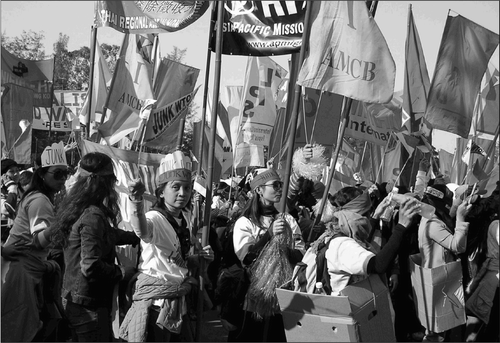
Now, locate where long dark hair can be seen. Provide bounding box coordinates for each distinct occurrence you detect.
[51,152,119,248]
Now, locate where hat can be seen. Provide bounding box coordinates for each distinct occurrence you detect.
[41,142,68,168]
[157,150,192,185]
[249,168,280,191]
[424,184,453,212]
[1,159,19,175]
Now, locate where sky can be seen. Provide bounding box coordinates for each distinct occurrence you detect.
[1,1,499,152]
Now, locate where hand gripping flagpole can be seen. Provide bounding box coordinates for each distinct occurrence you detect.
[196,2,221,341]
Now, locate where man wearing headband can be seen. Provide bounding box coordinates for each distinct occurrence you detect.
[121,151,214,342]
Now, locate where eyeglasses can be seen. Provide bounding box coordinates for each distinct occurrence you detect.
[46,169,70,181]
[261,180,283,191]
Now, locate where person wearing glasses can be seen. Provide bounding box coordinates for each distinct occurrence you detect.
[2,142,70,342]
[229,168,303,342]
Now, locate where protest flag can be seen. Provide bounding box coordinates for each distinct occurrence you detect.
[402,5,430,133]
[472,159,489,181]
[462,140,487,164]
[98,33,156,145]
[425,14,498,138]
[142,58,200,150]
[470,61,499,137]
[81,39,112,135]
[297,1,395,104]
[192,120,223,182]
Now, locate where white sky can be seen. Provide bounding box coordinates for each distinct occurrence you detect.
[1,1,499,152]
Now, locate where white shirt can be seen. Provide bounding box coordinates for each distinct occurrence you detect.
[326,236,375,295]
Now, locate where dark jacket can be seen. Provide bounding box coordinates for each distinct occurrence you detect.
[61,205,139,309]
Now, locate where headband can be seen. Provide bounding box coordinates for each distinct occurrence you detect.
[157,168,192,185]
[79,162,115,178]
[425,186,444,199]
[250,169,280,191]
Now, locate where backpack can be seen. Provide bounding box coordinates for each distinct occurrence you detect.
[292,235,335,295]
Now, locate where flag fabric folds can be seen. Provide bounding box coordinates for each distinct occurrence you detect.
[81,39,112,135]
[424,14,499,138]
[402,6,431,133]
[98,33,156,145]
[462,140,487,164]
[470,61,499,137]
[297,1,396,104]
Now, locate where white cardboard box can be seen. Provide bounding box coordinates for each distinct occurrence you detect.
[276,274,395,342]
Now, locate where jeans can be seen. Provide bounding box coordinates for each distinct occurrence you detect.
[62,298,112,342]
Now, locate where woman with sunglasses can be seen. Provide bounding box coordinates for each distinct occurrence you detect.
[2,143,70,341]
[49,152,139,342]
[229,168,304,342]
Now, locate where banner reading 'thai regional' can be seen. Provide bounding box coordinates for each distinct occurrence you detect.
[94,1,210,34]
[211,1,306,56]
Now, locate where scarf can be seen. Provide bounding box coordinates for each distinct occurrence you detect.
[311,191,373,253]
[151,205,191,259]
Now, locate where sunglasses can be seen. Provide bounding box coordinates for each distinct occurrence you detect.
[261,180,283,191]
[46,169,70,181]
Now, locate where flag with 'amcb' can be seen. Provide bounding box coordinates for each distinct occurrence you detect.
[297,1,395,104]
[424,14,498,138]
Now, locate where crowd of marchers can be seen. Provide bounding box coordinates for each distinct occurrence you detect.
[1,143,498,342]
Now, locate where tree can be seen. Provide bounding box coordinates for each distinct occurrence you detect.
[100,43,120,74]
[2,30,46,60]
[53,33,71,90]
[166,46,187,63]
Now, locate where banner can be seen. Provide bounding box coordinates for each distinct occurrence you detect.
[144,58,200,149]
[222,85,244,150]
[192,120,224,182]
[297,1,395,104]
[212,1,306,56]
[0,84,34,161]
[233,143,265,169]
[402,6,430,133]
[98,33,156,145]
[438,149,454,183]
[13,125,32,165]
[94,1,209,34]
[1,47,54,108]
[424,15,498,138]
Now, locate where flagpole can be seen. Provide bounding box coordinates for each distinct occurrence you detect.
[86,25,98,141]
[197,2,223,341]
[359,141,368,172]
[375,134,393,183]
[279,0,313,213]
[48,58,56,138]
[196,2,217,177]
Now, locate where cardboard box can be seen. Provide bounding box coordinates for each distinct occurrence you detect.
[409,254,466,333]
[276,274,396,342]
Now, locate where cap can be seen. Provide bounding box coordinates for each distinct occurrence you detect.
[41,142,68,168]
[1,159,19,175]
[157,150,192,184]
[249,168,280,191]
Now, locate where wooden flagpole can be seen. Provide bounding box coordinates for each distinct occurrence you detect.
[85,25,98,141]
[279,1,313,213]
[196,2,222,341]
[196,2,217,178]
